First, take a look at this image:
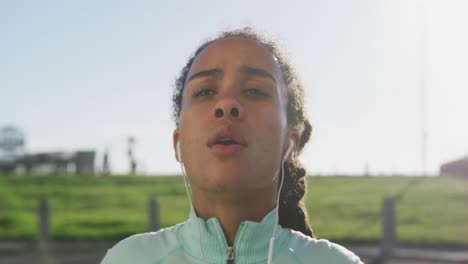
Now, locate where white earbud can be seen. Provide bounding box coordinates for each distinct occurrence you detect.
[283,138,294,162]
[176,141,181,163]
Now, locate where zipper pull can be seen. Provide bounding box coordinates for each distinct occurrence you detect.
[226,246,234,264]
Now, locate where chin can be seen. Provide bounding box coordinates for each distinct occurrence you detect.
[202,164,272,192]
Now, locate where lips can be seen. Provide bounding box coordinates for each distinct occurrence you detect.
[207,126,247,156]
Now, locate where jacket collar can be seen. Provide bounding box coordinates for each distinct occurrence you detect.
[178,206,289,263]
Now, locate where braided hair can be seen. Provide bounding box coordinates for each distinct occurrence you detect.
[172,27,315,238]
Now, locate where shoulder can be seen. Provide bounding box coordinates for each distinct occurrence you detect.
[100,223,183,264]
[285,229,363,264]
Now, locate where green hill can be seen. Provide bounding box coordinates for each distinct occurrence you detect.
[0,174,466,247]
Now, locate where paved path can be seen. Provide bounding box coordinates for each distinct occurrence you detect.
[348,245,468,263]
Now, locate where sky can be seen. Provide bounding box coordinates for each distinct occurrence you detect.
[1,0,467,175]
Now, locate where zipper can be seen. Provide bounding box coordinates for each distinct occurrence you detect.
[226,246,234,264]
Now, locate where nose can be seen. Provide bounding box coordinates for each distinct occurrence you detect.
[213,97,244,120]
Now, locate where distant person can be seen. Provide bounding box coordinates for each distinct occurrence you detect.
[102,148,111,175]
[127,137,137,175]
[101,27,362,264]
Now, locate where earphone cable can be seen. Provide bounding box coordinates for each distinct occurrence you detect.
[180,162,208,264]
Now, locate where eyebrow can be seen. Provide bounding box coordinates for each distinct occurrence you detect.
[187,68,222,82]
[239,65,277,84]
[187,65,277,84]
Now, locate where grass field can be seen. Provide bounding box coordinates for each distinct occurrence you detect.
[0,174,467,247]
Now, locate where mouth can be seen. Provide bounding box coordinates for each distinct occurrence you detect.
[207,128,247,156]
[214,137,240,146]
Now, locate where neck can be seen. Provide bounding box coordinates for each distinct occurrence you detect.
[191,184,277,246]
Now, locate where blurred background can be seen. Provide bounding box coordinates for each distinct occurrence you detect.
[1,0,467,263]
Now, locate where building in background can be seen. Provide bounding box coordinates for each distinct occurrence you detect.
[440,155,468,178]
[0,125,95,175]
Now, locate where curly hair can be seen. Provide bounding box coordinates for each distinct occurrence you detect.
[172,27,314,238]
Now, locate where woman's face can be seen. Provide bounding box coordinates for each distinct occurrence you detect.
[174,37,295,193]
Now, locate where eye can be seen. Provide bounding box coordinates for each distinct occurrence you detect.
[193,88,217,98]
[244,88,271,98]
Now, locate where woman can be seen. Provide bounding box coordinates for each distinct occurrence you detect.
[101,27,362,264]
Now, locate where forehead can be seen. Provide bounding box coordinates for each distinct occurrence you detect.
[187,37,283,81]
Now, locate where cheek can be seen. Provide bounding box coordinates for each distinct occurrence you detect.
[260,103,288,136]
[177,111,211,178]
[180,96,214,124]
[178,121,204,158]
[251,111,287,160]
[179,100,205,130]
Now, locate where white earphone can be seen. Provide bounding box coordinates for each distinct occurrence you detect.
[267,137,294,264]
[176,141,206,261]
[176,141,181,163]
[283,138,294,161]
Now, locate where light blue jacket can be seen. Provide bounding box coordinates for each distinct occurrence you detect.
[101,208,362,263]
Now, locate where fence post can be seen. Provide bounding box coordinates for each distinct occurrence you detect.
[380,197,397,256]
[148,198,160,232]
[382,197,396,253]
[370,197,397,264]
[38,198,50,243]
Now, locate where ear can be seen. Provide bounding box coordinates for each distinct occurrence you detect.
[173,128,180,162]
[284,129,301,162]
